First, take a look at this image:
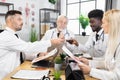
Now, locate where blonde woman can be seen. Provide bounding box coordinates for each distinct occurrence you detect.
[78,9,120,80]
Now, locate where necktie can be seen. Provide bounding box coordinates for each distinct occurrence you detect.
[96,34,99,41]
[57,31,61,37]
[15,34,24,64]
[15,34,19,38]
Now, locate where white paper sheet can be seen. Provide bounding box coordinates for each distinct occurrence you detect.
[62,46,83,65]
[12,69,49,79]
[32,48,57,63]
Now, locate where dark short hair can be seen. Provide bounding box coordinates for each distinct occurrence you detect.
[88,9,104,20]
[5,10,22,20]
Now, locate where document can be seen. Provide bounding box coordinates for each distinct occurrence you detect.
[32,48,57,63]
[62,46,83,65]
[12,69,49,79]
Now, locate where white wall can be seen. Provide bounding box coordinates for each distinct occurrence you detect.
[109,0,120,10]
[75,35,89,45]
[116,0,120,9]
[0,0,92,43]
[61,0,66,15]
[0,0,55,41]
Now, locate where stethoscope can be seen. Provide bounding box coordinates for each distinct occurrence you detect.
[50,29,70,39]
[113,43,120,59]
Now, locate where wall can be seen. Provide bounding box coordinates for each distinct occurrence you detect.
[116,0,120,9]
[0,0,55,41]
[0,0,89,43]
[110,0,120,10]
[61,0,66,15]
[75,35,89,45]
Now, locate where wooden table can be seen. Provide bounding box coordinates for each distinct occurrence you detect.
[3,61,98,80]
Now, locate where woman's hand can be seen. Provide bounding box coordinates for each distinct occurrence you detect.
[78,63,91,74]
[78,57,89,65]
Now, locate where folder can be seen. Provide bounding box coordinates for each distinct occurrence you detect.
[11,69,49,80]
[31,48,59,68]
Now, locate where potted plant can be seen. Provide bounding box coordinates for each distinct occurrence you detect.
[54,56,63,71]
[48,0,57,4]
[60,53,66,61]
[53,70,62,80]
[79,14,89,36]
[30,27,38,42]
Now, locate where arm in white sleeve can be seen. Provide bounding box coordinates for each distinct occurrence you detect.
[6,38,51,54]
[90,68,117,80]
[78,33,94,53]
[89,45,120,80]
[89,59,105,69]
[41,29,53,40]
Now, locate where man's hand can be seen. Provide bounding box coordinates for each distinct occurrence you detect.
[72,39,79,46]
[66,39,79,46]
[51,38,65,46]
[37,52,48,57]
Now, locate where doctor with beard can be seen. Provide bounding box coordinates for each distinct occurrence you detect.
[41,15,78,53]
[0,10,64,79]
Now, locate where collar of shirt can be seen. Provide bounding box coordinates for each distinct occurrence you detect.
[55,28,68,35]
[97,28,104,36]
[92,29,103,42]
[6,27,17,35]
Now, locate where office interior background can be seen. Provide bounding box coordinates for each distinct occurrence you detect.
[0,0,120,44]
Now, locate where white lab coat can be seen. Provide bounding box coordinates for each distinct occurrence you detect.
[0,27,51,79]
[78,29,108,57]
[41,28,75,53]
[89,43,120,80]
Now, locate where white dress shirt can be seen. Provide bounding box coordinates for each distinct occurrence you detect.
[89,42,120,80]
[78,29,108,57]
[0,27,51,79]
[41,28,75,53]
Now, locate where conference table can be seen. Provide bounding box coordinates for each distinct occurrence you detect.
[3,61,99,80]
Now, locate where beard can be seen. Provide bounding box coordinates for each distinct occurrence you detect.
[16,23,23,31]
[16,27,22,31]
[58,27,66,31]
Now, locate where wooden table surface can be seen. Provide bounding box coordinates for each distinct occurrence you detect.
[3,61,99,80]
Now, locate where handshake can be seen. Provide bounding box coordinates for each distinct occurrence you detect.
[50,33,65,46]
[50,32,79,47]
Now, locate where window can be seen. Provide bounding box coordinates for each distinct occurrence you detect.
[66,0,105,35]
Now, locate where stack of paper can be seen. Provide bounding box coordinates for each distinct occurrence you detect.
[12,69,49,79]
